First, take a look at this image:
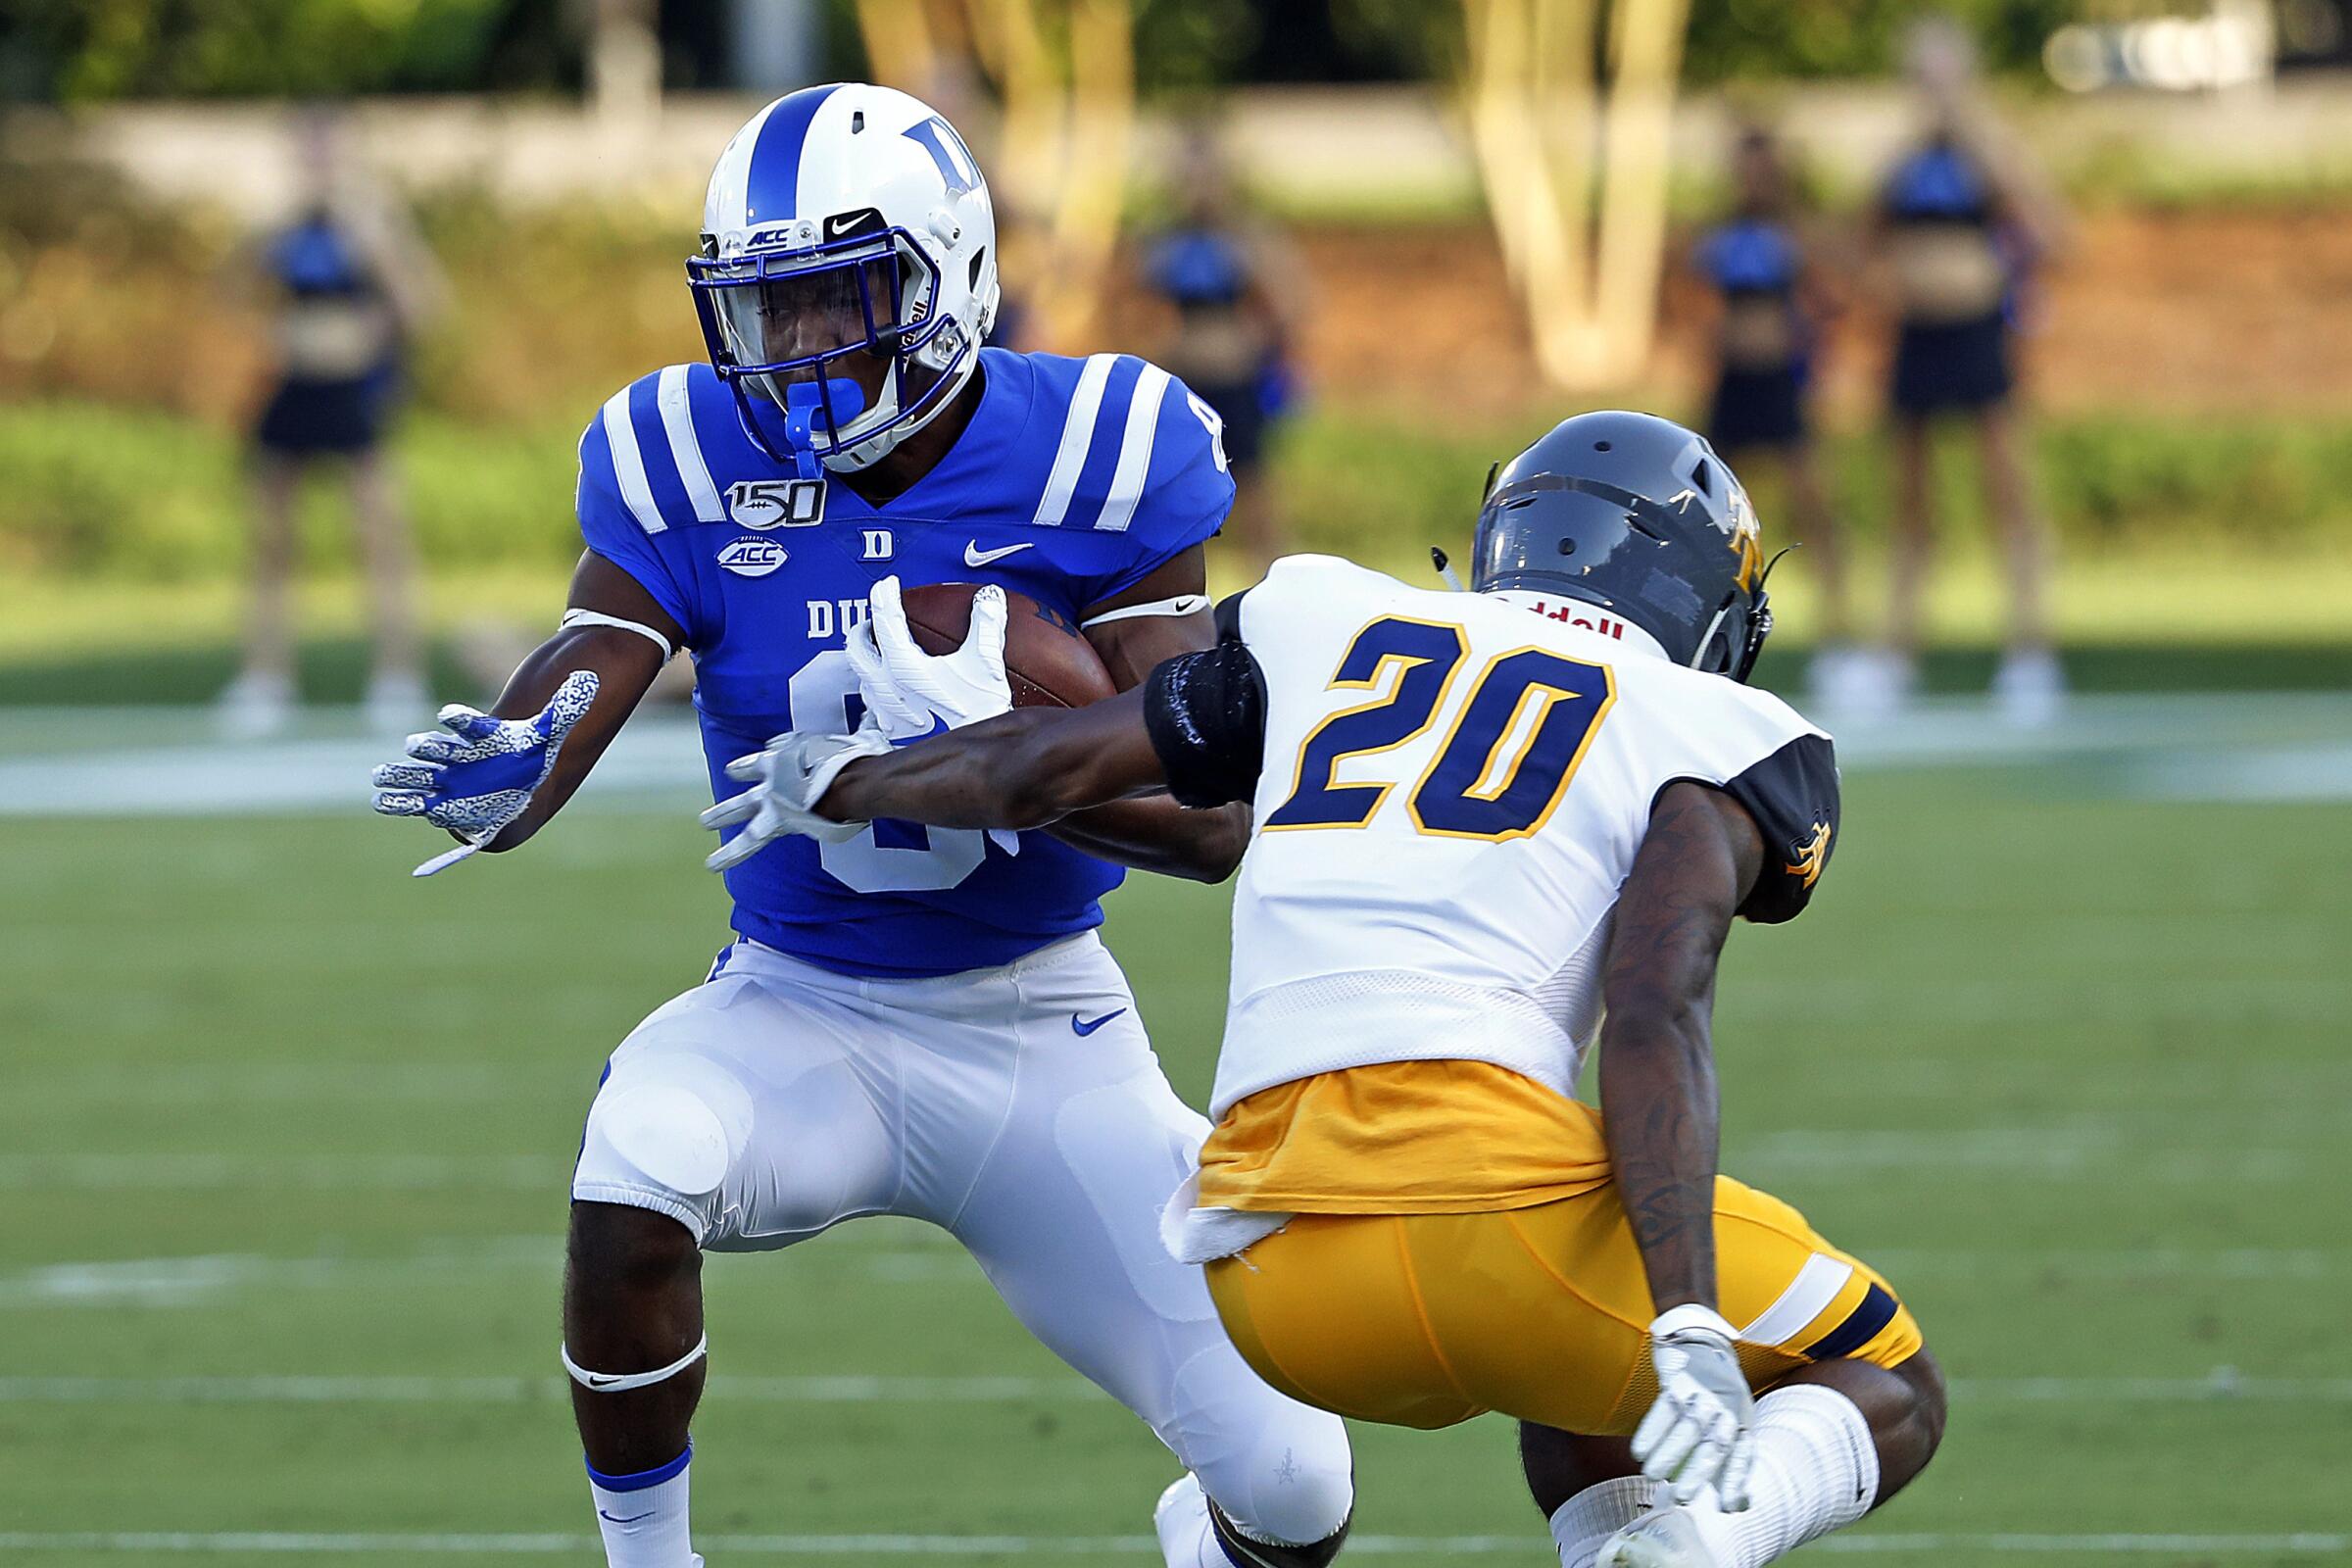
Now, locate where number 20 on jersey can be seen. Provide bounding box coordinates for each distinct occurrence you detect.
[1263,615,1616,843]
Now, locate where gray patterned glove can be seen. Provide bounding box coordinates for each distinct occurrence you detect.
[370,670,600,876]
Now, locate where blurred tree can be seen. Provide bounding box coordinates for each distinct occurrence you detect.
[0,0,2089,103]
[1683,0,2074,83]
[0,0,573,102]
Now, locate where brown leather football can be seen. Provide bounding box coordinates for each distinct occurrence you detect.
[897,582,1117,710]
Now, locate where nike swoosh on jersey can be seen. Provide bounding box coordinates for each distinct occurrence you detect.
[1070,1008,1128,1037]
[964,541,1035,567]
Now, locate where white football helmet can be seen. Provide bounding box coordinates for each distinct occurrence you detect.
[689,83,1001,473]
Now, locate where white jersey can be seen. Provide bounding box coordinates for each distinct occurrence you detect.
[1187,555,1837,1118]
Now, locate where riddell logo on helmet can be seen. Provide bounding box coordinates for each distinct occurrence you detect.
[1521,599,1628,639]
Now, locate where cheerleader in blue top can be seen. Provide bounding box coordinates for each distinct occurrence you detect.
[222,107,447,739]
[1691,124,1854,698]
[1863,18,2069,725]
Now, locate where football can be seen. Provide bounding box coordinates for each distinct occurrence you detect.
[898,581,1118,710]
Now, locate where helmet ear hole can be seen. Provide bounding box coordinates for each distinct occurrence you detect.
[968,246,988,291]
[1691,457,1715,496]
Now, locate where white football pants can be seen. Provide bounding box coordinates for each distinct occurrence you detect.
[572,931,1352,1547]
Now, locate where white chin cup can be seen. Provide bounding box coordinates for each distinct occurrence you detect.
[820,336,977,472]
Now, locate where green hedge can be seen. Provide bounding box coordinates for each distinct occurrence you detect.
[4,398,2349,584]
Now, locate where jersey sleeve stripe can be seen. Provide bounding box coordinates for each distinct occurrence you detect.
[600,388,667,535]
[1091,363,1171,533]
[656,366,724,522]
[1736,1252,1854,1346]
[1031,353,1118,526]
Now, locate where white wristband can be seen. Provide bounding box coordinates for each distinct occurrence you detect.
[1649,1302,1740,1345]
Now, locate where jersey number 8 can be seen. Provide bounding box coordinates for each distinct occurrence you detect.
[1263,615,1616,842]
[791,649,989,891]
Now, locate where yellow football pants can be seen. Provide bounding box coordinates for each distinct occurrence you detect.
[1203,1173,1922,1435]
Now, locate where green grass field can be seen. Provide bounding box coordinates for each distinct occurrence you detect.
[2,749,2347,1566]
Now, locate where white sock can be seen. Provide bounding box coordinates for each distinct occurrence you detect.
[587,1444,697,1568]
[1693,1385,1880,1568]
[1549,1476,1657,1568]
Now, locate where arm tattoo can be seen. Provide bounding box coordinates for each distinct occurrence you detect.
[1596,784,1762,1314]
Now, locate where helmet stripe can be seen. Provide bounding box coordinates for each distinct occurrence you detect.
[743,84,841,225]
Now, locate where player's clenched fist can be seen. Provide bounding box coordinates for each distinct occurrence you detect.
[849,575,1013,743]
[1633,1303,1757,1509]
[369,669,599,876]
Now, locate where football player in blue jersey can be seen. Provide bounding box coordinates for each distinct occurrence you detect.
[368,83,1352,1568]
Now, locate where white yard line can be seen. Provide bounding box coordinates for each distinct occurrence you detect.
[0,1531,2341,1556]
[3,1373,2346,1406]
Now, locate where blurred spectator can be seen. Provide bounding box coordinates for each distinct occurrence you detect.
[1854,15,2069,725]
[219,104,446,738]
[1689,123,1853,702]
[1137,127,1306,569]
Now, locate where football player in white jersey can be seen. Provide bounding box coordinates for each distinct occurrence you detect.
[716,412,1947,1568]
[367,85,1351,1568]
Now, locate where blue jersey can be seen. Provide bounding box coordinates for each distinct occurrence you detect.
[576,348,1233,977]
[1696,220,1799,297]
[1884,143,1991,226]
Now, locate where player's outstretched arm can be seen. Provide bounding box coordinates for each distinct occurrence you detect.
[369,552,678,869]
[474,553,682,849]
[1054,551,1251,882]
[819,688,1169,831]
[1598,781,1770,1506]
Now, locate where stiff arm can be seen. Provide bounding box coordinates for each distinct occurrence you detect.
[819,685,1172,831]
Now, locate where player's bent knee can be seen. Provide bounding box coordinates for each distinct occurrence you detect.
[1204,1419,1354,1549]
[1894,1348,1949,1456]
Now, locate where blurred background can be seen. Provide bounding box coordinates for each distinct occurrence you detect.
[2,4,2347,1563]
[5,0,2352,715]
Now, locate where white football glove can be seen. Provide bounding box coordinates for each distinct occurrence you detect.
[847,575,1013,743]
[1632,1303,1757,1510]
[369,669,599,877]
[699,722,893,872]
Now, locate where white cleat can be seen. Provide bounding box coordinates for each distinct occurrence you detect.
[215,669,295,740]
[1990,647,2065,729]
[1154,1473,1215,1568]
[1596,1503,1730,1568]
[1811,645,1913,726]
[363,668,432,735]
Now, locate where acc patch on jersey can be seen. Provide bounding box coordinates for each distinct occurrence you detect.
[716,536,789,577]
